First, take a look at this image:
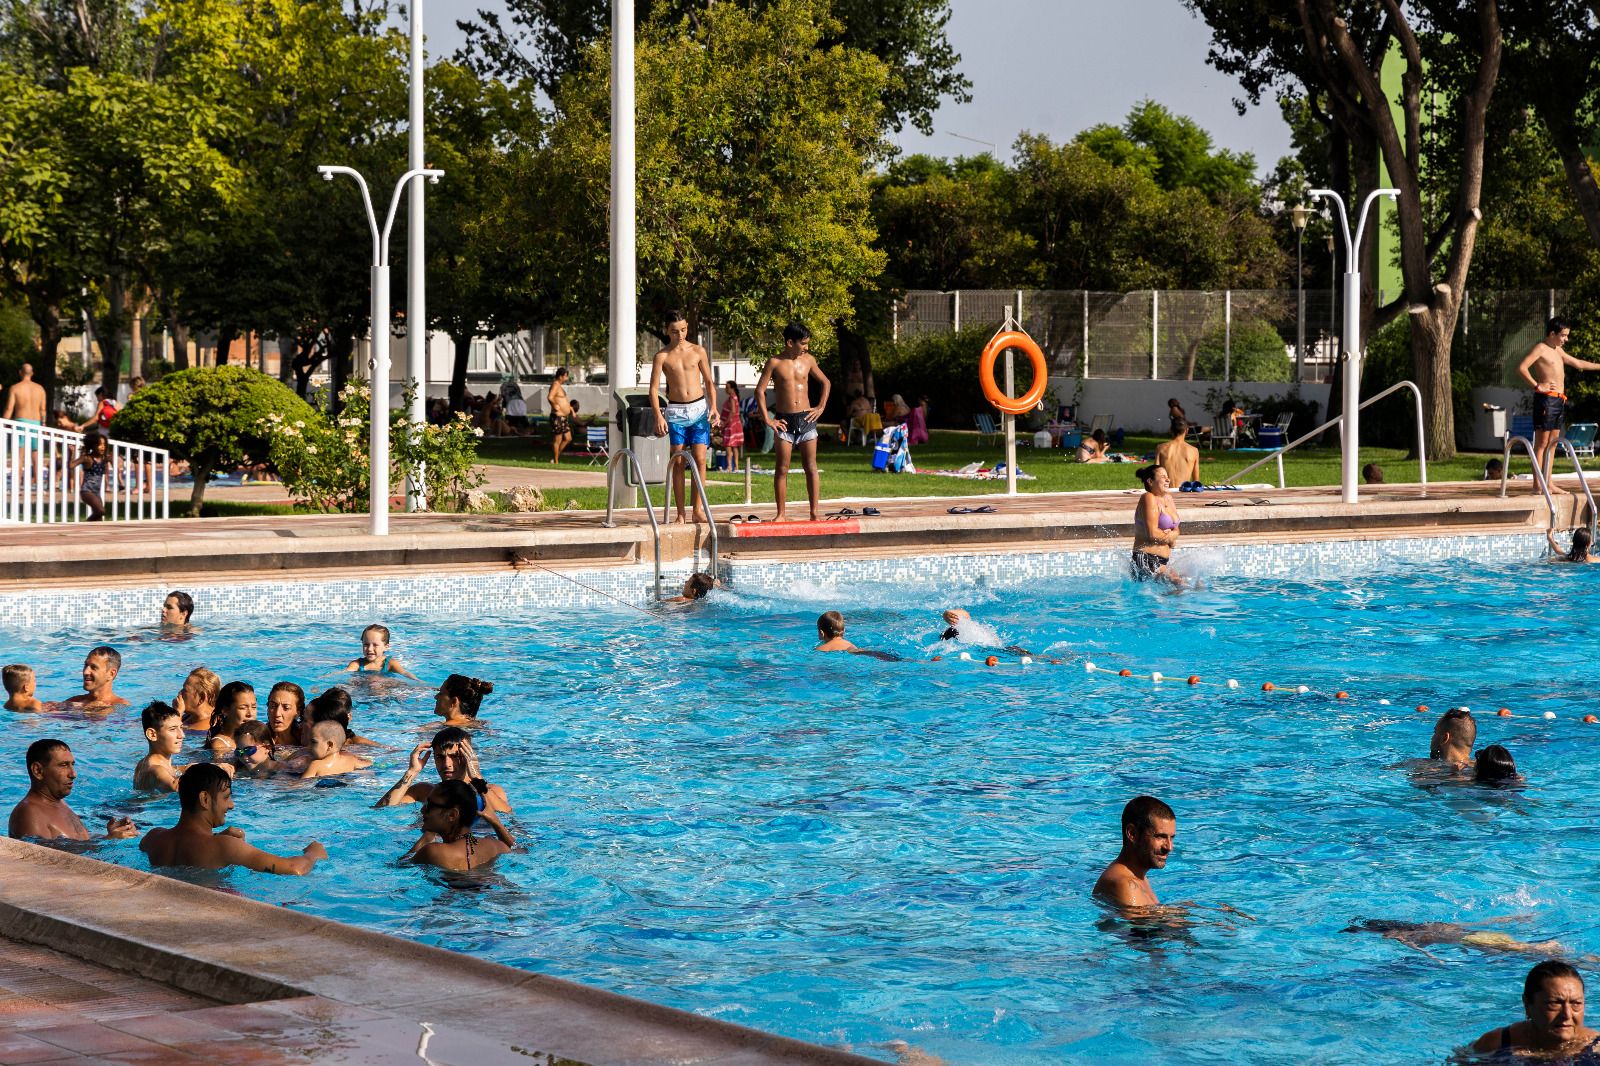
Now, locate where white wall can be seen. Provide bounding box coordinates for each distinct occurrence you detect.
[1059,377,1332,435]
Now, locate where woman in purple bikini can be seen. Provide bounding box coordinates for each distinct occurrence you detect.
[1131,464,1183,585]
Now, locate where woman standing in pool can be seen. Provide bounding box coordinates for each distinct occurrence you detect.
[1471,961,1600,1060]
[1131,464,1183,585]
[375,726,512,815]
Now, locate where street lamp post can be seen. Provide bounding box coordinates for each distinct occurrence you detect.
[318,165,445,536]
[1308,187,1400,504]
[1292,204,1309,384]
[405,0,427,511]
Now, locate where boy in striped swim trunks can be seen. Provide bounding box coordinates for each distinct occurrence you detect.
[755,322,831,522]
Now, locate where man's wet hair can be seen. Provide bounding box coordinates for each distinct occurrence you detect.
[87,646,121,673]
[1430,708,1476,758]
[1525,960,1582,1003]
[25,739,67,774]
[1121,795,1175,835]
[1548,316,1570,336]
[818,610,845,637]
[783,321,811,343]
[141,701,180,733]
[164,590,194,622]
[685,573,715,600]
[177,763,231,813]
[1474,743,1518,783]
[665,310,686,326]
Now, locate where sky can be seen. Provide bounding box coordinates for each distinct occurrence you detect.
[417,0,1296,175]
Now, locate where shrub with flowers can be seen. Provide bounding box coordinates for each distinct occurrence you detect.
[260,382,485,513]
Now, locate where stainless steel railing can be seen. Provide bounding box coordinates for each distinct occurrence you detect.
[662,452,720,579]
[1497,436,1558,531]
[601,448,663,600]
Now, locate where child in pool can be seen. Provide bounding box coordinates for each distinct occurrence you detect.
[206,681,257,757]
[133,702,184,792]
[175,667,220,732]
[232,721,286,776]
[3,664,43,713]
[300,720,373,779]
[344,624,420,680]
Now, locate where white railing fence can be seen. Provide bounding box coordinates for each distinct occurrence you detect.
[0,418,170,524]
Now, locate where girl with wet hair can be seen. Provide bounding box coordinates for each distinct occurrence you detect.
[375,725,512,814]
[434,675,493,726]
[207,682,257,755]
[1474,744,1521,784]
[307,686,373,745]
[265,682,305,748]
[1548,526,1598,563]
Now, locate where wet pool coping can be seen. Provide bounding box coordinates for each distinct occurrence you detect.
[0,837,881,1065]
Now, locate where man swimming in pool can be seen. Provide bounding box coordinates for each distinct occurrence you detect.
[938,608,1033,656]
[140,764,327,875]
[816,611,900,661]
[9,740,136,841]
[1429,707,1476,773]
[1094,795,1175,912]
[649,311,720,524]
[755,322,830,522]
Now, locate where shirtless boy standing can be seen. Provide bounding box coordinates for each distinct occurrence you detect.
[1155,416,1200,487]
[755,322,831,521]
[548,367,573,465]
[649,311,720,523]
[2,364,47,453]
[1517,317,1600,491]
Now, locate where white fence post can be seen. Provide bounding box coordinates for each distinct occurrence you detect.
[1224,289,1232,382]
[1150,290,1159,380]
[0,418,168,524]
[952,290,961,332]
[1082,290,1090,380]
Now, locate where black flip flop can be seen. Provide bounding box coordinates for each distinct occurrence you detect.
[826,508,859,518]
[948,506,973,514]
[862,507,882,516]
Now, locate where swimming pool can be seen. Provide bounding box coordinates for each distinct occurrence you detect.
[5,545,1597,1064]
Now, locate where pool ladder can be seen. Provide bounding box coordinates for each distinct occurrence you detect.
[600,448,720,600]
[1498,436,1598,548]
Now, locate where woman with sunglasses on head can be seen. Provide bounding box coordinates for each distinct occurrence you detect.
[400,779,514,871]
[374,726,512,815]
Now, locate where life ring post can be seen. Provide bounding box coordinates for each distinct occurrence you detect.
[979,326,1049,497]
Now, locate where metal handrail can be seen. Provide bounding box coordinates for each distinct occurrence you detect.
[1554,439,1599,544]
[662,452,720,579]
[601,448,662,600]
[1498,436,1558,532]
[1220,380,1428,495]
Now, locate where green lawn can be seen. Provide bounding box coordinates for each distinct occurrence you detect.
[481,429,1548,510]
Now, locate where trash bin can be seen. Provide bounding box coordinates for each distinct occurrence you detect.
[615,391,668,485]
[1475,403,1507,450]
[1032,429,1053,449]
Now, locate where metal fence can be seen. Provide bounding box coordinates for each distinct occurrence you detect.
[896,288,1567,384]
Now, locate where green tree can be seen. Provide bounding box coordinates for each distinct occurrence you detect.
[871,154,1039,292]
[111,365,316,515]
[457,0,969,136]
[1194,317,1292,382]
[1077,100,1258,202]
[545,0,888,352]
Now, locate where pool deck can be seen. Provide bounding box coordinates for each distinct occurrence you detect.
[0,477,1590,588]
[0,838,881,1065]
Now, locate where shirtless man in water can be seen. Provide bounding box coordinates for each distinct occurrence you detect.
[9,740,136,841]
[649,311,719,523]
[140,764,327,875]
[1094,795,1175,912]
[755,322,830,521]
[1517,317,1600,492]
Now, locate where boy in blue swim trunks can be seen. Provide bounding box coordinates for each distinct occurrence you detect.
[755,322,831,521]
[650,311,720,523]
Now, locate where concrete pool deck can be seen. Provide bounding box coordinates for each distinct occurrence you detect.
[0,477,1590,588]
[0,838,881,1065]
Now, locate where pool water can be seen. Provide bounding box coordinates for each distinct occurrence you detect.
[3,553,1598,1064]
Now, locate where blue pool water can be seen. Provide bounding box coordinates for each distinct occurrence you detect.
[3,551,1598,1064]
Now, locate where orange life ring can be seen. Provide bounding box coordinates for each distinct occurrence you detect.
[979,330,1049,415]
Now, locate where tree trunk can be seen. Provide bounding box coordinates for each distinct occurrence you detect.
[328,330,354,415]
[214,324,237,367]
[31,303,62,416]
[449,328,472,411]
[1410,305,1459,459]
[166,311,190,370]
[1552,114,1600,250]
[90,272,127,397]
[187,460,214,517]
[836,322,875,407]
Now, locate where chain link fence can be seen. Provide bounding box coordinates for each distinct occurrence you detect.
[897,288,1566,384]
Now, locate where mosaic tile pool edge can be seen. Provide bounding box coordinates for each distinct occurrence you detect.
[2,531,1548,631]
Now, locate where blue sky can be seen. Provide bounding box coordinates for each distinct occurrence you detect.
[418,0,1296,173]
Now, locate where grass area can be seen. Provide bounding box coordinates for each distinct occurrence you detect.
[487,428,1560,506]
[202,429,1567,517]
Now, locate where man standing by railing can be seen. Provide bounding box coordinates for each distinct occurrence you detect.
[1517,317,1600,493]
[1,363,47,430]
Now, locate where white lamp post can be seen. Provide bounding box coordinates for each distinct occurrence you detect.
[608,0,637,508]
[405,0,427,511]
[318,165,445,536]
[1308,187,1399,504]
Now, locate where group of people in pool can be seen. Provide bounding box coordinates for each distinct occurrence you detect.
[5,597,516,875]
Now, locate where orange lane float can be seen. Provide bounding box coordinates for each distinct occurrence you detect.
[1498,709,1513,717]
[1262,683,1275,692]
[1188,676,1201,685]
[985,656,999,667]
[979,330,1049,415]
[1586,715,1598,724]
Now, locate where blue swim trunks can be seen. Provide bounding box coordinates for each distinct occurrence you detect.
[666,398,711,448]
